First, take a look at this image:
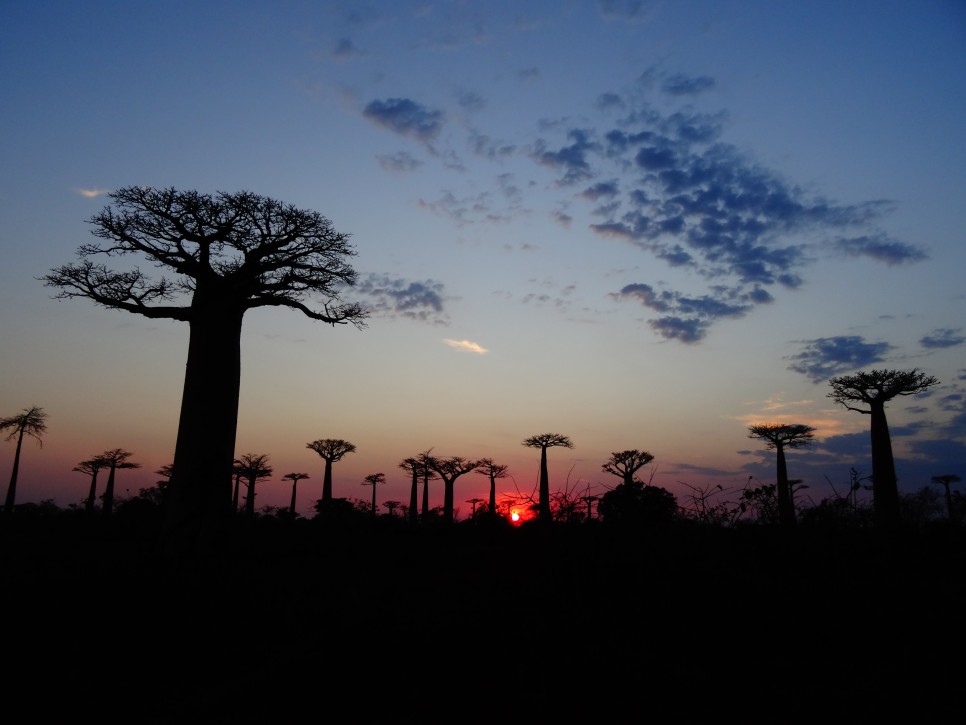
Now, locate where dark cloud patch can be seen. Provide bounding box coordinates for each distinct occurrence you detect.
[648,316,708,344]
[353,273,450,325]
[457,90,485,112]
[578,180,620,201]
[375,152,422,173]
[784,336,894,383]
[610,283,754,342]
[835,233,928,265]
[920,328,965,349]
[518,67,540,81]
[531,129,599,185]
[469,130,516,160]
[661,73,716,96]
[363,98,444,142]
[597,92,625,111]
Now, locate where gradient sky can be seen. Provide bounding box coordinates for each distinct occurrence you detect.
[2,0,964,519]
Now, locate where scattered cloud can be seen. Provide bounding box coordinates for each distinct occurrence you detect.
[919,328,965,350]
[784,335,894,383]
[661,73,716,96]
[75,188,110,198]
[375,152,422,173]
[362,97,444,143]
[443,338,489,354]
[353,273,451,325]
[834,233,928,265]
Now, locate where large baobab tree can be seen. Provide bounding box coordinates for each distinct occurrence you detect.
[828,368,939,530]
[399,456,428,524]
[307,438,357,510]
[99,448,141,516]
[361,472,386,516]
[522,433,573,523]
[747,424,815,527]
[602,449,655,487]
[42,187,367,544]
[1,406,48,514]
[73,455,108,514]
[475,458,509,517]
[282,472,310,517]
[235,453,273,517]
[421,453,480,524]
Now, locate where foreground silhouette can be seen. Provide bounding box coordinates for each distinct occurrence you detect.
[1,406,47,514]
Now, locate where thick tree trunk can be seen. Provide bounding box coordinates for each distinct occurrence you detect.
[289,481,297,515]
[489,477,496,513]
[3,428,25,513]
[322,460,333,504]
[103,464,117,515]
[775,445,796,526]
[538,447,551,522]
[409,471,418,524]
[869,402,900,530]
[245,479,256,517]
[162,301,244,549]
[443,478,454,523]
[421,474,429,517]
[85,469,100,514]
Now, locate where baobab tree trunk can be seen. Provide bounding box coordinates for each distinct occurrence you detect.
[409,469,418,524]
[103,464,117,515]
[3,427,25,513]
[322,460,334,505]
[163,302,244,547]
[869,402,900,530]
[86,469,100,514]
[443,479,454,523]
[538,447,551,522]
[775,444,796,526]
[289,481,298,515]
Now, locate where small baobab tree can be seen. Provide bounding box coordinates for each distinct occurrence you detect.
[602,449,655,487]
[828,368,939,530]
[307,439,356,510]
[747,424,815,526]
[235,453,273,517]
[73,454,108,514]
[383,500,401,517]
[522,433,574,523]
[421,453,480,523]
[930,474,962,525]
[282,472,310,516]
[99,448,141,516]
[2,406,48,514]
[475,458,509,517]
[361,473,386,516]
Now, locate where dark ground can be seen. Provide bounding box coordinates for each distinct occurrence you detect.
[3,513,964,723]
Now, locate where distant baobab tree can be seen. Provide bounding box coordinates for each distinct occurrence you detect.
[235,453,273,517]
[361,473,386,516]
[42,187,367,545]
[421,453,480,523]
[930,474,962,524]
[747,424,815,527]
[475,458,509,517]
[412,449,440,520]
[602,449,655,487]
[383,500,401,517]
[73,455,108,514]
[307,439,357,510]
[231,461,245,513]
[99,448,141,516]
[282,472,310,516]
[399,456,428,524]
[522,433,573,523]
[1,406,48,514]
[828,368,939,530]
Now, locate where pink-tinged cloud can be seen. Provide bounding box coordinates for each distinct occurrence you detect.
[75,188,110,198]
[443,338,488,354]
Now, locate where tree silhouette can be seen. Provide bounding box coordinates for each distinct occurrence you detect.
[399,457,429,524]
[522,433,573,523]
[307,439,357,511]
[282,472,310,516]
[411,449,440,521]
[602,449,655,487]
[1,406,48,514]
[361,473,386,517]
[99,449,141,516]
[231,461,245,513]
[747,424,815,527]
[828,368,939,530]
[234,453,273,517]
[930,474,962,524]
[475,458,509,517]
[382,500,401,517]
[73,455,108,514]
[421,453,480,524]
[42,187,367,544]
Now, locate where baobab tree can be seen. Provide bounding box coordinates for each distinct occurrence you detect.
[42,187,367,544]
[73,455,108,514]
[522,433,573,523]
[602,449,655,487]
[383,500,401,517]
[828,368,939,530]
[747,424,815,527]
[475,458,509,517]
[282,472,310,517]
[1,406,48,514]
[399,456,429,524]
[307,439,357,510]
[98,448,141,516]
[231,461,245,513]
[234,453,273,517]
[361,473,386,516]
[930,474,962,524]
[421,453,480,523]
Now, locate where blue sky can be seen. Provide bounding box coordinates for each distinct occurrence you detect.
[2,0,964,517]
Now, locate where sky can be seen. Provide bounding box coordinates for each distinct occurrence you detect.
[1,0,964,519]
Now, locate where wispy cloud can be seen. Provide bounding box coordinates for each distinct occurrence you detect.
[785,335,894,383]
[75,188,110,198]
[919,328,964,350]
[443,338,488,354]
[363,97,444,143]
[834,233,929,265]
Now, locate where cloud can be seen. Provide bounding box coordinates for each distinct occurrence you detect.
[362,98,444,142]
[376,152,422,173]
[75,188,110,198]
[920,328,965,350]
[353,273,450,324]
[530,129,598,185]
[784,336,894,383]
[661,73,716,96]
[443,338,489,354]
[834,233,928,265]
[333,37,362,61]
